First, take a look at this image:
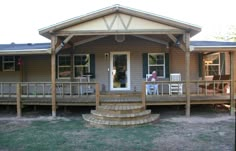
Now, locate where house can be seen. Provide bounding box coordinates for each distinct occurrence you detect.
[0,5,235,119]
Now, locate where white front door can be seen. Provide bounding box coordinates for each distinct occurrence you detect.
[110,52,130,91]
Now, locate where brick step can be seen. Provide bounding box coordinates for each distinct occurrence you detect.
[82,114,160,126]
[100,97,142,103]
[97,105,144,114]
[91,110,151,121]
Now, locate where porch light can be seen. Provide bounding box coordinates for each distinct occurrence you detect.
[115,35,125,43]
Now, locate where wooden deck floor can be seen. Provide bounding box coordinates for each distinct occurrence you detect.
[0,93,235,106]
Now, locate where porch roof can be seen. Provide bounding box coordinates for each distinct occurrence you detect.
[0,43,50,55]
[190,41,236,52]
[39,4,201,39]
[1,41,236,55]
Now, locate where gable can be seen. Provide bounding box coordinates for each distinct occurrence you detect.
[61,13,180,32]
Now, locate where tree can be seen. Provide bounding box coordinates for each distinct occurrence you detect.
[215,25,236,42]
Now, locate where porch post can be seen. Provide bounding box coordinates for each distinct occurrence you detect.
[51,35,57,117]
[185,33,191,117]
[142,82,146,109]
[16,83,22,118]
[230,52,235,116]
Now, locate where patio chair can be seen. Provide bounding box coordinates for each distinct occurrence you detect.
[146,74,159,95]
[169,73,183,95]
[199,75,230,93]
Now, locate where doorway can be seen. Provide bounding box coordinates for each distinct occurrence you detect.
[110,52,130,90]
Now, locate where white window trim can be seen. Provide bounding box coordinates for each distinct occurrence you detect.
[148,53,165,78]
[58,55,71,79]
[204,53,220,76]
[73,54,90,79]
[3,56,15,71]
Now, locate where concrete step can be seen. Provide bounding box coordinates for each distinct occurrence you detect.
[82,114,160,126]
[97,105,144,114]
[91,110,151,121]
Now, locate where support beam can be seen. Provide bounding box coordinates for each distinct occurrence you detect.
[73,35,107,47]
[185,33,191,117]
[230,52,235,116]
[142,82,146,109]
[133,35,169,47]
[55,34,74,54]
[55,29,185,36]
[51,35,57,117]
[16,83,22,118]
[167,34,186,51]
[95,83,100,110]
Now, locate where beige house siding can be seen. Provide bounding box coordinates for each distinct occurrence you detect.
[0,71,21,82]
[58,36,200,92]
[23,55,51,82]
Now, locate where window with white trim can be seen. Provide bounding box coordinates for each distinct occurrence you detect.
[204,53,220,76]
[3,56,15,71]
[58,55,71,79]
[74,54,90,78]
[148,53,165,78]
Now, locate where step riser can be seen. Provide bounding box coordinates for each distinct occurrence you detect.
[97,107,144,114]
[83,114,160,126]
[92,114,151,121]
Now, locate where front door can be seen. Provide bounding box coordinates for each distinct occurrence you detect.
[110,52,130,91]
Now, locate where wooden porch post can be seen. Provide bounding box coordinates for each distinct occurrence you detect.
[51,35,57,117]
[142,82,146,109]
[185,33,191,117]
[230,52,235,116]
[16,83,22,118]
[95,83,100,110]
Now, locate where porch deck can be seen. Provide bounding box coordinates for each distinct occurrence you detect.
[0,93,234,106]
[0,81,235,117]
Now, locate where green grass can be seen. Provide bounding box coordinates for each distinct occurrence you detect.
[0,116,235,151]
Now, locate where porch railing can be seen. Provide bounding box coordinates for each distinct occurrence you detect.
[0,82,99,98]
[143,79,233,96]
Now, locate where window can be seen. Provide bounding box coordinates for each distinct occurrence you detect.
[58,55,71,79]
[3,56,15,71]
[204,53,220,76]
[148,53,165,78]
[74,54,90,78]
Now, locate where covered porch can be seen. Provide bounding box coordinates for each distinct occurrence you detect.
[0,5,235,118]
[38,5,203,117]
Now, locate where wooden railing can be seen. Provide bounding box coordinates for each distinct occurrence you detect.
[143,79,233,96]
[0,82,99,98]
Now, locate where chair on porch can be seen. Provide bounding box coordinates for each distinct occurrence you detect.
[146,74,159,95]
[169,73,183,95]
[199,75,230,93]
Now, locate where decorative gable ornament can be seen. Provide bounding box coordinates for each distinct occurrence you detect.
[115,35,125,43]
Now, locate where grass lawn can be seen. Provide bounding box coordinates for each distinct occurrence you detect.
[0,105,235,151]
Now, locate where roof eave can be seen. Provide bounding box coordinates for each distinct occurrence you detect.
[190,46,236,52]
[0,49,51,55]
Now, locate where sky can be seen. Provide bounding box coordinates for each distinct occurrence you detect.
[0,0,236,44]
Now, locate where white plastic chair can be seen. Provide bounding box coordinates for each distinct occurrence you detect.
[169,73,183,95]
[146,74,159,95]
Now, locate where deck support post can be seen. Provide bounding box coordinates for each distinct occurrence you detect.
[142,82,146,109]
[95,83,100,110]
[185,33,191,117]
[230,52,235,116]
[51,35,57,117]
[16,83,22,118]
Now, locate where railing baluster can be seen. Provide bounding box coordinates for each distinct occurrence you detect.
[0,83,2,97]
[27,83,29,97]
[161,82,163,96]
[43,83,45,97]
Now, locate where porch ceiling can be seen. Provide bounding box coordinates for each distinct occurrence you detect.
[57,34,181,50]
